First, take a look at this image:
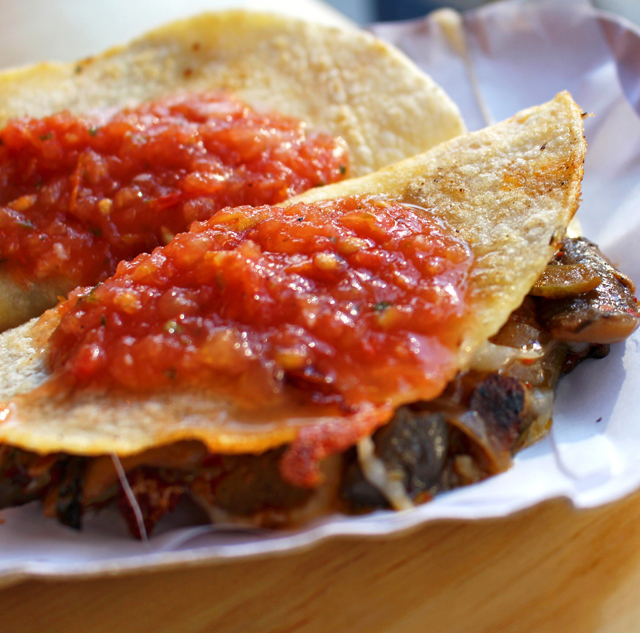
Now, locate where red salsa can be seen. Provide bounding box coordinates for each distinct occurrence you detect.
[48,196,473,409]
[0,92,348,287]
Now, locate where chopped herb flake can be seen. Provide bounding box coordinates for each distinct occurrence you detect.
[164,320,182,334]
[85,285,101,303]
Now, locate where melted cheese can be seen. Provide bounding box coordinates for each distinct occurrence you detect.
[356,436,414,511]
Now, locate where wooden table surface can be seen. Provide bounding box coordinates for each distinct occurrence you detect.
[2,490,640,633]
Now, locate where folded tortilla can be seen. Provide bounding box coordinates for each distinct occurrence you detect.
[0,10,465,333]
[0,92,586,464]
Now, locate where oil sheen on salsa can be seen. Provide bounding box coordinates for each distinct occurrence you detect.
[0,92,348,287]
[48,196,473,409]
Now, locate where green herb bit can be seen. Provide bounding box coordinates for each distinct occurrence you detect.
[372,301,393,312]
[88,126,99,136]
[39,133,53,141]
[78,285,101,305]
[86,282,102,301]
[164,320,183,334]
[339,165,347,175]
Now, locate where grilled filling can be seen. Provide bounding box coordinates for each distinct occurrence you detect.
[0,237,636,537]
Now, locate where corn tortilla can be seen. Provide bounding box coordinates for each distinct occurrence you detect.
[0,93,586,458]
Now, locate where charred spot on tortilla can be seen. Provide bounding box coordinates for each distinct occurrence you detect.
[0,10,465,333]
[0,92,636,537]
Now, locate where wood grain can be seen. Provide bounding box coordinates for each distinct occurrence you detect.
[2,490,640,633]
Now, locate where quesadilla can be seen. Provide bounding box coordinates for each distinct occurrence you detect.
[0,92,636,537]
[0,10,465,333]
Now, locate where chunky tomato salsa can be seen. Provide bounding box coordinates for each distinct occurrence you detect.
[0,92,348,287]
[48,196,473,409]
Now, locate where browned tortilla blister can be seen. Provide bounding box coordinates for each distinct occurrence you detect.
[0,92,586,462]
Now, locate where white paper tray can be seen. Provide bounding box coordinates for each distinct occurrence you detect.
[2,0,640,580]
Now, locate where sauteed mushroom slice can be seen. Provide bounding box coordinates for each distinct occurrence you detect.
[341,408,450,510]
[531,264,601,298]
[537,238,639,344]
[0,447,59,508]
